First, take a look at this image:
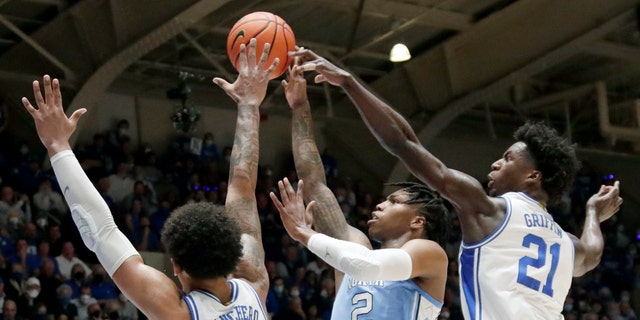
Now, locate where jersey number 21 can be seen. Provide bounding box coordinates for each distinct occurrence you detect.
[517,233,560,297]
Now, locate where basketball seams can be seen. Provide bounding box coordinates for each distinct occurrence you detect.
[227,11,295,79]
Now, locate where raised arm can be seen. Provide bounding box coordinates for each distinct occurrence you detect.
[283,56,370,247]
[572,181,623,276]
[271,179,447,291]
[22,75,185,320]
[214,39,278,302]
[292,49,494,233]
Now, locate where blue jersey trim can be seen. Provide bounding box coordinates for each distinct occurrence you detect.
[460,247,480,320]
[232,279,269,318]
[184,295,199,320]
[462,195,512,249]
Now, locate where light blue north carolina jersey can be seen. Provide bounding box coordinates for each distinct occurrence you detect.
[459,192,574,320]
[183,278,268,320]
[332,274,443,320]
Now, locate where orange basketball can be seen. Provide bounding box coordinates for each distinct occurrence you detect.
[226,12,296,80]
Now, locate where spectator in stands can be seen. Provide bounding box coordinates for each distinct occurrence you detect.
[49,283,77,319]
[32,178,67,227]
[14,277,44,319]
[0,298,18,320]
[25,240,57,277]
[0,187,30,227]
[71,285,97,320]
[88,265,117,304]
[55,242,91,281]
[106,163,135,206]
[37,258,63,313]
[64,263,87,299]
[200,132,220,164]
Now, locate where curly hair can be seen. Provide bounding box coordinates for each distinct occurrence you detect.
[514,121,580,205]
[386,182,451,248]
[161,202,243,279]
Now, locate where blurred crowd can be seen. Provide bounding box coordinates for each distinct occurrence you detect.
[0,118,634,320]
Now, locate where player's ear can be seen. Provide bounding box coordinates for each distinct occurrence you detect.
[410,216,426,229]
[528,170,542,182]
[170,258,181,277]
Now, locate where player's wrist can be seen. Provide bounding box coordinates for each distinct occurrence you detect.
[47,141,72,158]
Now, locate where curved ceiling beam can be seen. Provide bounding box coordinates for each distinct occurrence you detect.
[68,0,232,146]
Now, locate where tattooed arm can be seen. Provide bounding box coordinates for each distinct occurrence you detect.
[213,39,278,303]
[283,57,371,287]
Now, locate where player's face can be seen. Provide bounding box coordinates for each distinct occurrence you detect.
[367,190,420,242]
[487,142,537,197]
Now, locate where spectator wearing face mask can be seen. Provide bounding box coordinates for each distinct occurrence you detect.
[14,277,44,319]
[50,284,77,319]
[0,186,30,228]
[86,302,102,320]
[71,285,97,320]
[32,178,67,227]
[64,263,87,298]
[88,265,117,304]
[4,263,25,301]
[107,119,131,155]
[266,276,289,319]
[55,242,92,281]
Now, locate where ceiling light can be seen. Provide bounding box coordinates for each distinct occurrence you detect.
[389,43,411,62]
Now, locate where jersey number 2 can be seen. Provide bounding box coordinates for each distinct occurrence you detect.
[517,233,560,297]
[351,292,372,320]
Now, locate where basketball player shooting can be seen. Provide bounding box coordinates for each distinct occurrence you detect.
[21,38,277,319]
[291,47,623,319]
[269,56,449,319]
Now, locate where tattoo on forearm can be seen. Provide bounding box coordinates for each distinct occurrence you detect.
[229,108,259,186]
[293,110,325,182]
[311,192,348,239]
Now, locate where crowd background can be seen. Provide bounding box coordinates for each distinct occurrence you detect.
[0,118,634,320]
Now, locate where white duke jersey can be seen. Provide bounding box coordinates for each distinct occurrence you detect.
[332,274,443,320]
[183,278,268,320]
[459,192,574,320]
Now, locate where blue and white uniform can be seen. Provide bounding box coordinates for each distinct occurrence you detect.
[184,278,268,320]
[332,274,443,320]
[459,192,574,320]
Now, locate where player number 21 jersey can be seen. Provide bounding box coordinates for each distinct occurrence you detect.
[459,192,574,320]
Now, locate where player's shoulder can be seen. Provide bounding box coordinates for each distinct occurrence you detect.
[403,239,447,260]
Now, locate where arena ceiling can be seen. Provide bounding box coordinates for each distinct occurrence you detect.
[1,0,639,166]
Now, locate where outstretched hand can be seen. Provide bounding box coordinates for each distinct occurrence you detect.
[587,181,623,223]
[213,38,278,107]
[21,75,86,156]
[290,47,351,87]
[282,54,308,109]
[269,178,316,245]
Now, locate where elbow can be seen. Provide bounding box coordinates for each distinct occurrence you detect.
[583,252,603,275]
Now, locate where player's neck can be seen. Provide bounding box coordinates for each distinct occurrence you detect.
[191,277,233,304]
[522,189,548,209]
[380,233,415,249]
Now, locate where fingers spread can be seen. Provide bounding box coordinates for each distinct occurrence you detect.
[21,97,36,114]
[33,80,44,107]
[52,78,62,107]
[43,75,54,105]
[258,42,271,68]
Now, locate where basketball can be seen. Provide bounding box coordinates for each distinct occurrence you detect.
[226,11,296,80]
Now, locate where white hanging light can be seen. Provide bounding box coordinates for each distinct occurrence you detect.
[389,43,411,62]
